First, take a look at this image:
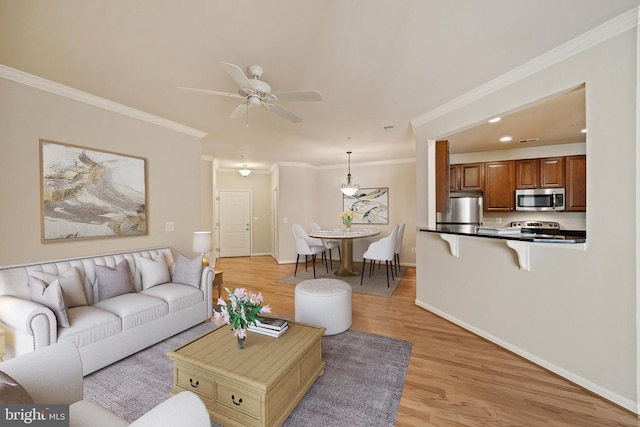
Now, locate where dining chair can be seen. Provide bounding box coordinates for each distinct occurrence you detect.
[394,223,406,275]
[311,222,341,270]
[292,224,328,278]
[360,226,399,287]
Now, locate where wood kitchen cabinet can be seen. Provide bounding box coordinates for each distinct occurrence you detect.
[515,157,564,188]
[450,163,483,191]
[484,160,515,211]
[565,155,586,211]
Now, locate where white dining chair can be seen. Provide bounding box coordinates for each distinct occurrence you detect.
[311,222,341,270]
[394,223,405,275]
[292,224,328,278]
[360,226,399,287]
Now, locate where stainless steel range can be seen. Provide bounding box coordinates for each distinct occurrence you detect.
[508,220,560,232]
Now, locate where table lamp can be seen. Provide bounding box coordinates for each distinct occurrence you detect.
[193,231,213,267]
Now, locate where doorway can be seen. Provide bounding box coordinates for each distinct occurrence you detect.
[218,190,252,257]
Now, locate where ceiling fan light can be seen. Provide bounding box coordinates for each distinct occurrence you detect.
[239,164,251,177]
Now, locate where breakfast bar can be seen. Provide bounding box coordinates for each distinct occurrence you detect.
[421,225,586,271]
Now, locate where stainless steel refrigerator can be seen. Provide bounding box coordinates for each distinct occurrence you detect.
[438,191,483,232]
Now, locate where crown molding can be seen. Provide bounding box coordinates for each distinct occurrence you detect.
[0,64,208,139]
[411,6,640,129]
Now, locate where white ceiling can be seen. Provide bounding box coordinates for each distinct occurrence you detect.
[1,1,638,170]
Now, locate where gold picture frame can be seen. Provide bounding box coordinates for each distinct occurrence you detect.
[40,139,148,242]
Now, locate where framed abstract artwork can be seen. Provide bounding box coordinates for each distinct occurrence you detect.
[40,140,147,242]
[343,187,389,224]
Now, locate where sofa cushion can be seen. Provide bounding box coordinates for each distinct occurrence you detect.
[0,371,34,404]
[141,283,204,313]
[96,260,135,301]
[30,267,88,307]
[28,276,71,327]
[136,254,171,290]
[172,254,203,288]
[93,293,169,330]
[57,306,122,348]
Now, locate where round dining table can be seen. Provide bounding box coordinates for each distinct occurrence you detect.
[309,228,380,277]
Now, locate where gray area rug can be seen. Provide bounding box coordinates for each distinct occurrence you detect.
[277,264,406,297]
[84,321,412,427]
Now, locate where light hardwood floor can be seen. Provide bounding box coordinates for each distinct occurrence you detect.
[214,256,640,427]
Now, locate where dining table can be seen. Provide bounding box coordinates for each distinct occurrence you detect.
[309,228,380,277]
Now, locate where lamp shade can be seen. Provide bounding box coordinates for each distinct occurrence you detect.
[239,164,251,177]
[192,231,213,253]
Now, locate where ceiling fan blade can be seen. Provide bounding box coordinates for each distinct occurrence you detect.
[221,62,252,89]
[264,103,303,123]
[229,103,249,119]
[272,90,323,102]
[177,87,244,99]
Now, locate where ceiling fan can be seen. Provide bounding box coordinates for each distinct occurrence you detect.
[178,62,322,124]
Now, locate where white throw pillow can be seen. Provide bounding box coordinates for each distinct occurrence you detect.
[137,254,171,290]
[29,267,88,308]
[172,254,203,288]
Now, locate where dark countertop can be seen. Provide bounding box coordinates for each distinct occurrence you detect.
[421,225,586,243]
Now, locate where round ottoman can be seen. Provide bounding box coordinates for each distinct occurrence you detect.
[295,279,352,336]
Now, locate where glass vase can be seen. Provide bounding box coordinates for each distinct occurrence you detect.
[237,336,246,349]
[344,218,352,230]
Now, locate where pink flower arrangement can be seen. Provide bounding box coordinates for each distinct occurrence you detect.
[214,287,271,339]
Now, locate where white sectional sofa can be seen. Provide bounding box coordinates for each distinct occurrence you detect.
[0,247,213,374]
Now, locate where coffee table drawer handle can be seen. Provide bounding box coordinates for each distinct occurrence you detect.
[189,378,200,388]
[231,394,243,406]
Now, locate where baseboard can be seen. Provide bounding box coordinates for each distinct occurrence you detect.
[414,299,639,415]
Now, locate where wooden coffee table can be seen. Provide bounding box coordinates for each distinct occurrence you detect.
[167,321,325,427]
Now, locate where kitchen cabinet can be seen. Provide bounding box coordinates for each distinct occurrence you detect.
[565,155,586,211]
[435,140,449,213]
[484,160,515,211]
[450,163,483,191]
[515,157,564,188]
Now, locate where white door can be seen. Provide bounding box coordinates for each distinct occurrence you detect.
[218,190,251,257]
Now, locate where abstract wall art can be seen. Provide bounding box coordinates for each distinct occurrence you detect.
[343,187,389,224]
[40,140,147,242]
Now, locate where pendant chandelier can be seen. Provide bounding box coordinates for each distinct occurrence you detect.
[238,164,251,177]
[340,151,359,196]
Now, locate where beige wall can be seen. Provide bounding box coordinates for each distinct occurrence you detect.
[414,20,639,412]
[0,77,205,265]
[216,171,272,255]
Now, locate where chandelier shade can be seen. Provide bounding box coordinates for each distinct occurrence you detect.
[238,164,251,177]
[340,151,359,196]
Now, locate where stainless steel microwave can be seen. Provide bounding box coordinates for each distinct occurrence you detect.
[515,188,565,211]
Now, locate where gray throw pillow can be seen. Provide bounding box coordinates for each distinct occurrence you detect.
[172,254,203,288]
[0,371,34,404]
[96,259,135,301]
[28,276,70,328]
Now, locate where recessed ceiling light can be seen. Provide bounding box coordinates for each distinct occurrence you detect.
[488,117,501,123]
[500,136,512,142]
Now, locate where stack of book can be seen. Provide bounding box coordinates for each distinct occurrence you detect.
[248,317,289,338]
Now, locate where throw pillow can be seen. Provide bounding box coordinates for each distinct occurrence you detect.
[28,276,70,328]
[137,253,171,290]
[172,254,203,288]
[30,267,88,307]
[0,371,34,404]
[95,259,135,301]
